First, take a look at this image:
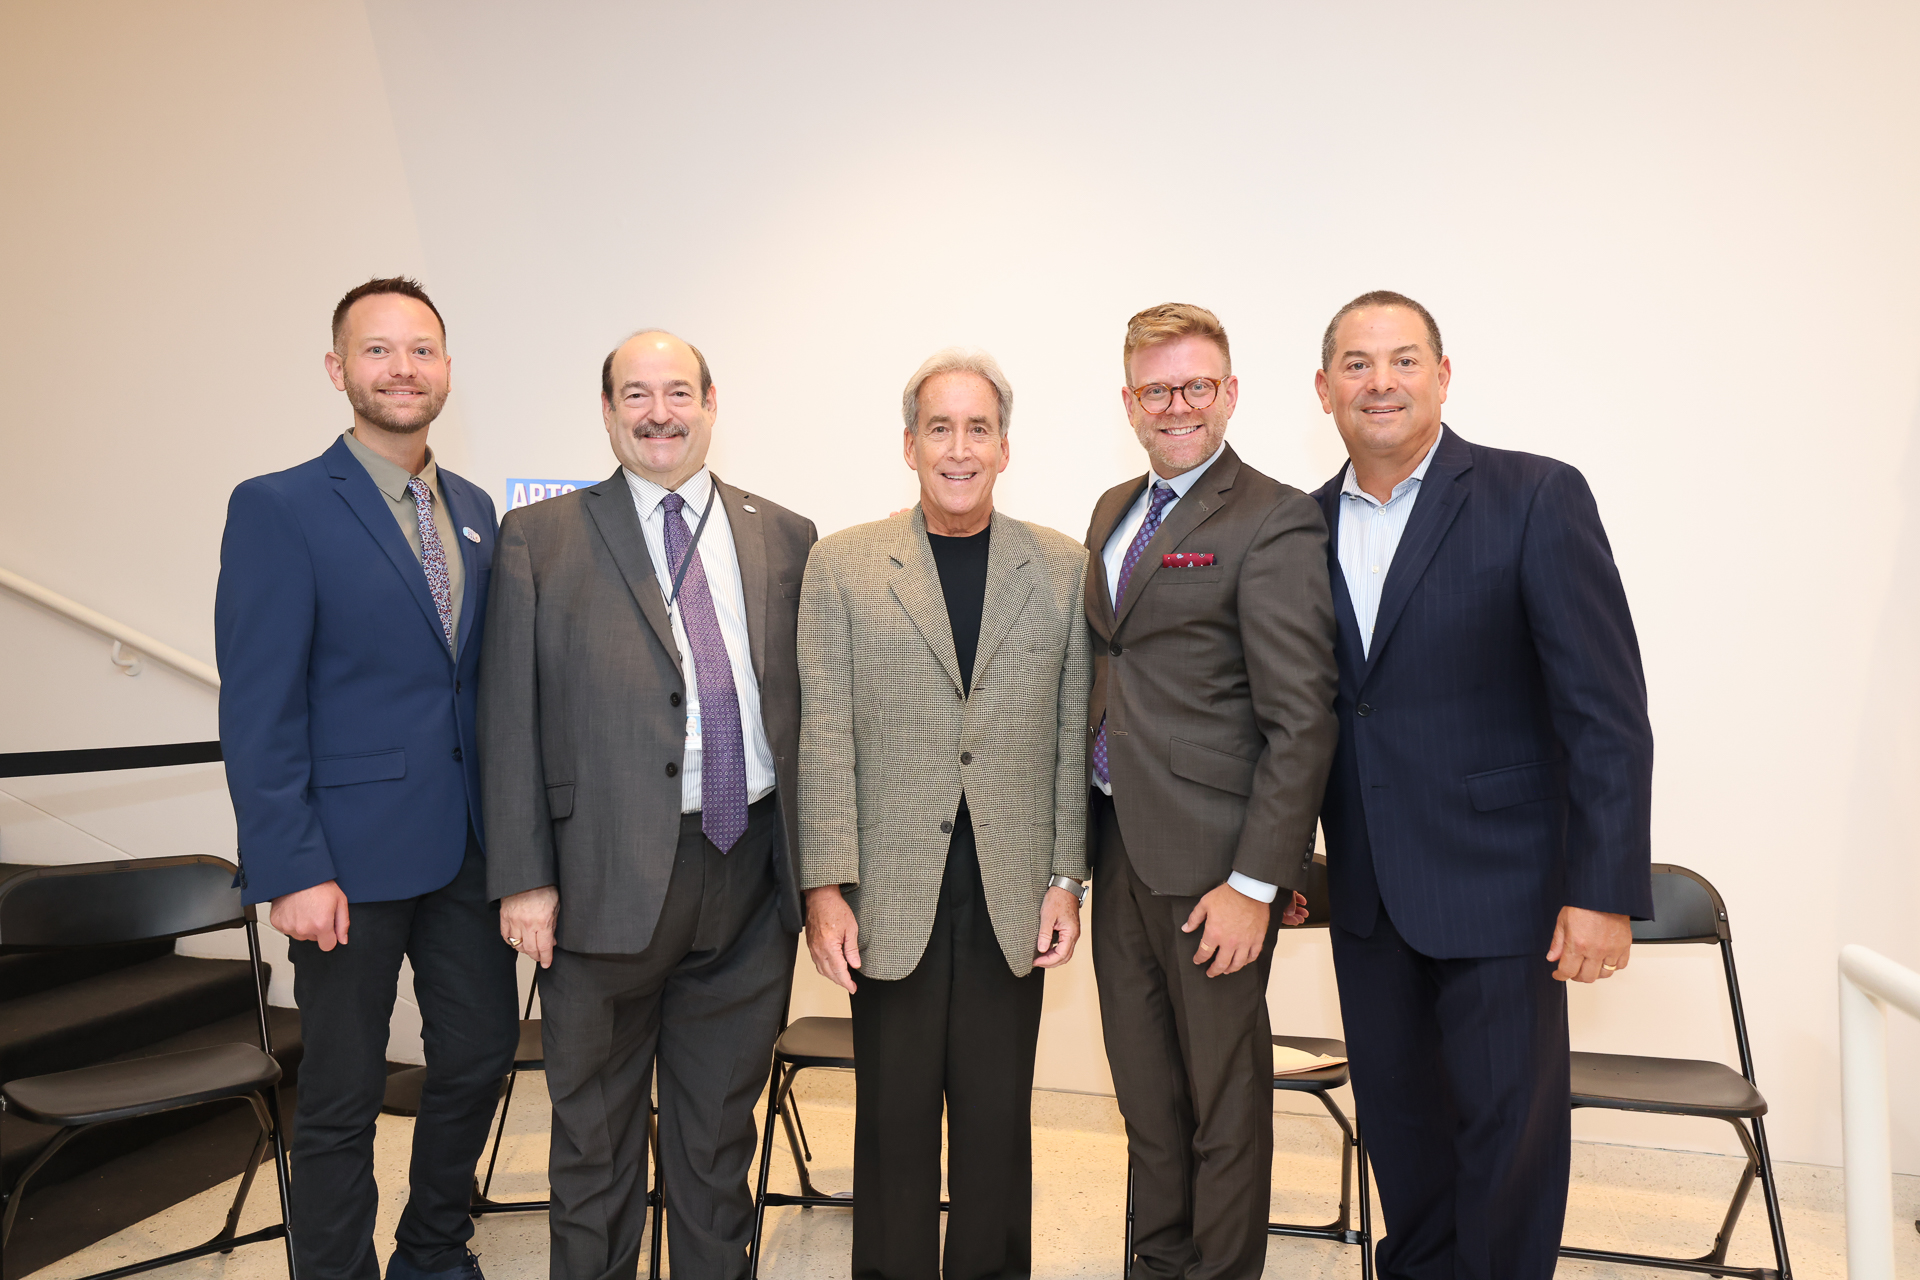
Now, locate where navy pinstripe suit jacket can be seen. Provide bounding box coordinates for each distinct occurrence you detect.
[1313,426,1654,959]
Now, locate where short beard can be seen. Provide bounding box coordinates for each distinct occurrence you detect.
[345,378,444,434]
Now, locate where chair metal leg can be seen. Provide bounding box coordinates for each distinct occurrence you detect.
[1,1124,81,1248]
[748,1063,788,1280]
[1122,1157,1135,1280]
[1748,1116,1793,1280]
[1356,1123,1374,1280]
[776,1072,824,1200]
[217,1095,276,1250]
[263,1084,299,1280]
[647,1104,664,1280]
[479,1069,520,1202]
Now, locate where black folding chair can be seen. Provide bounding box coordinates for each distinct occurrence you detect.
[1122,857,1372,1278]
[747,1016,949,1277]
[1560,863,1792,1280]
[0,856,295,1280]
[467,975,664,1280]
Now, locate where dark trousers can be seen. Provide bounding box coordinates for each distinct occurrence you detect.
[1089,790,1280,1280]
[540,796,793,1280]
[287,838,519,1280]
[1330,907,1570,1280]
[848,801,1045,1280]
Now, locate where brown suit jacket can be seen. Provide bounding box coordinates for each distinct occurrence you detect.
[479,468,815,954]
[1084,444,1339,897]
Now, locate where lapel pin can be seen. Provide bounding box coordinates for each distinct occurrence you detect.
[461,526,481,543]
[742,503,757,513]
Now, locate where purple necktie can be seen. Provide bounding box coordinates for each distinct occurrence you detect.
[1092,482,1178,787]
[661,492,748,852]
[406,476,455,654]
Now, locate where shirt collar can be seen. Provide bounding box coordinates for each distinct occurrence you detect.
[1151,438,1228,500]
[342,429,437,502]
[623,465,713,521]
[1340,429,1442,508]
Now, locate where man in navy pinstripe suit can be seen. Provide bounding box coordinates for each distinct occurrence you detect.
[1311,291,1655,1280]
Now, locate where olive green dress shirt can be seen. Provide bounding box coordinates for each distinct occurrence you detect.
[341,429,466,657]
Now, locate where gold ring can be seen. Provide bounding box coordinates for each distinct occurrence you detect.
[507,937,522,947]
[1602,962,1618,971]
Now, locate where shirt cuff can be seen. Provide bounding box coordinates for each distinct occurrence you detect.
[1227,871,1278,903]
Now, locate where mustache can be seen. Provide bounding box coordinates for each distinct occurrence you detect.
[632,421,688,440]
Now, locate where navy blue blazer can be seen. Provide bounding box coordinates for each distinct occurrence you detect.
[215,436,495,905]
[1314,426,1653,959]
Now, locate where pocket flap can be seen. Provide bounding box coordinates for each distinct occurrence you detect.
[1464,760,1565,812]
[311,748,407,788]
[1169,736,1257,797]
[546,782,576,819]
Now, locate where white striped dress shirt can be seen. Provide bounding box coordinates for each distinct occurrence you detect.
[1337,431,1443,659]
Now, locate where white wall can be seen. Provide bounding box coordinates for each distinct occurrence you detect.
[2,0,1916,1168]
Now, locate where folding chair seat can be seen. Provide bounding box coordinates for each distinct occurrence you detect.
[1124,858,1372,1278]
[747,1015,950,1277]
[1560,863,1792,1280]
[0,857,294,1280]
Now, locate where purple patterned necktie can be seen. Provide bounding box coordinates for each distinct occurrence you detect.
[406,476,455,654]
[1092,482,1178,787]
[661,491,748,852]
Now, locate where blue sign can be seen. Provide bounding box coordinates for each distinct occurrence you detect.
[506,478,597,510]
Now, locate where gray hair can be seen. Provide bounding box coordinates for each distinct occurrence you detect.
[901,347,1013,436]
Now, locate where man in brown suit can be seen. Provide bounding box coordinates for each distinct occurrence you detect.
[480,331,815,1280]
[1085,304,1339,1280]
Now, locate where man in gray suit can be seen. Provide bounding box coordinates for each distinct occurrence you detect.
[798,348,1090,1280]
[1085,304,1338,1280]
[480,331,816,1280]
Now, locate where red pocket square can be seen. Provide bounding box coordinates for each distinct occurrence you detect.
[1162,553,1215,568]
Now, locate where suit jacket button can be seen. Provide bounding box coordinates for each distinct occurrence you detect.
[1356,703,1373,717]
[1110,641,1123,656]
[670,692,682,707]
[960,751,973,765]
[452,747,464,761]
[666,762,679,778]
[940,820,953,834]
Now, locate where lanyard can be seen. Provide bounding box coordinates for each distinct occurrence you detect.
[664,489,719,608]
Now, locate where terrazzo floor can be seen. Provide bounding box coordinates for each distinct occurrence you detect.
[26,1069,1920,1279]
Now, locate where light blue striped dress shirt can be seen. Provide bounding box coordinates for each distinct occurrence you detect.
[1337,431,1443,658]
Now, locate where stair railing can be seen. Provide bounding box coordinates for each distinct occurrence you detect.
[1838,944,1920,1279]
[0,566,219,689]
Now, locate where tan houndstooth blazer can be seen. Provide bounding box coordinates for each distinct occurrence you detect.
[797,506,1091,980]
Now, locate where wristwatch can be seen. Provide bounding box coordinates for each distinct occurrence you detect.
[1048,874,1088,903]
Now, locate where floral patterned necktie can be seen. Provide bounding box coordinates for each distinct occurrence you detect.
[406,476,455,654]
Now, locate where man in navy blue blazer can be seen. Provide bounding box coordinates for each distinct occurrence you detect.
[216,278,517,1280]
[1311,292,1654,1280]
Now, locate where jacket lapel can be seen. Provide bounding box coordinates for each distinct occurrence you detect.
[324,438,449,660]
[1084,478,1145,640]
[1113,445,1239,632]
[715,476,769,683]
[1315,475,1370,682]
[1362,426,1473,678]
[438,476,482,656]
[582,469,683,678]
[972,512,1035,685]
[888,509,964,697]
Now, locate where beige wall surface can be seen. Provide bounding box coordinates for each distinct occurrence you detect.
[2,0,1916,1170]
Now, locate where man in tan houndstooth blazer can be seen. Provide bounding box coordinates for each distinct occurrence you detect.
[797,348,1090,1280]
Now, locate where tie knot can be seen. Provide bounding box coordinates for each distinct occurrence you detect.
[661,492,684,517]
[407,475,432,507]
[1149,483,1177,514]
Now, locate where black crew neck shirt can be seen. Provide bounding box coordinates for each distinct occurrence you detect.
[927,526,991,694]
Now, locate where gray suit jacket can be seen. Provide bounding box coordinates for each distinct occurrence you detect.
[479,469,816,954]
[1084,444,1339,898]
[797,507,1091,980]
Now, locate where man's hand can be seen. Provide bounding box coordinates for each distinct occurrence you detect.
[1035,886,1082,968]
[805,885,862,993]
[1182,882,1270,977]
[1280,889,1309,927]
[1546,905,1632,983]
[501,886,560,969]
[270,881,352,951]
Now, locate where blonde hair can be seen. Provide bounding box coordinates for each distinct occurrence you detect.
[901,347,1014,436]
[1122,303,1230,380]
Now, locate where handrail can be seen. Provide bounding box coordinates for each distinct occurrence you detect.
[0,565,220,689]
[1838,943,1920,1279]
